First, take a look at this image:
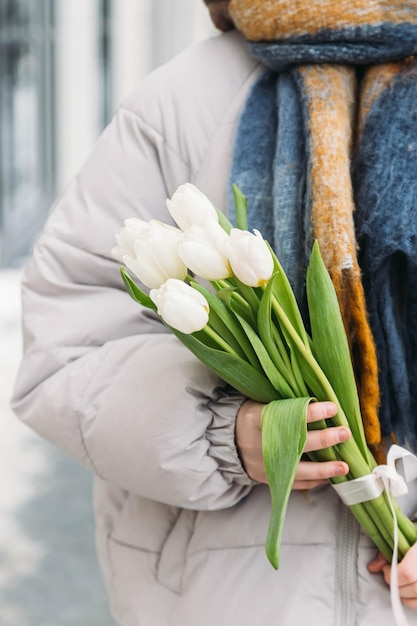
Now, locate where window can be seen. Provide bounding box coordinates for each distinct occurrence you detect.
[0,0,214,267]
[0,0,55,266]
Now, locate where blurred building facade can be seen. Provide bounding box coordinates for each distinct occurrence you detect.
[0,0,214,268]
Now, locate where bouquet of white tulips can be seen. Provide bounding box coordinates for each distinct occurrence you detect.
[113,183,417,572]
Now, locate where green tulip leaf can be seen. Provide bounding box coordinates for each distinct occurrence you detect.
[170,327,278,403]
[191,282,261,369]
[261,397,311,569]
[215,286,236,307]
[306,241,368,459]
[266,246,311,349]
[235,313,294,399]
[218,287,257,327]
[232,184,248,231]
[120,268,156,310]
[215,207,233,234]
[232,276,261,312]
[258,275,304,396]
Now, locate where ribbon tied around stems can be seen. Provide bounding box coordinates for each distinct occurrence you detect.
[333,445,417,626]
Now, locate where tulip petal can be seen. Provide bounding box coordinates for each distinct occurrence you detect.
[228,229,274,287]
[150,279,209,334]
[166,183,218,230]
[127,220,187,289]
[179,239,231,280]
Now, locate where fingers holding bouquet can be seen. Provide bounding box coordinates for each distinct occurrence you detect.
[368,542,417,609]
[236,399,351,489]
[294,401,351,490]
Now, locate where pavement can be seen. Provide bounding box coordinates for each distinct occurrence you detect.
[0,270,115,625]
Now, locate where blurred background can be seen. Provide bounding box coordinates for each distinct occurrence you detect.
[0,1,215,624]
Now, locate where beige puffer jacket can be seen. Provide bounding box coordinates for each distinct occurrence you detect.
[11,30,417,626]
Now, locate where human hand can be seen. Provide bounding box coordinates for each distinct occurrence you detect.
[235,399,350,487]
[368,542,417,609]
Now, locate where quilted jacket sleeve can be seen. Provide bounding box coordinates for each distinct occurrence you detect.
[11,36,258,510]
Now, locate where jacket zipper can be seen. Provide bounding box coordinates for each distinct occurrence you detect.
[336,503,359,626]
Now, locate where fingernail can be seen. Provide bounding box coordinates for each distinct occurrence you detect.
[337,427,351,443]
[325,402,337,417]
[335,463,348,476]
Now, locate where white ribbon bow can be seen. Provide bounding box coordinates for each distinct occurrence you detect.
[333,445,417,626]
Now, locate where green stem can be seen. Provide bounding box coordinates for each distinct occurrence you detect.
[271,325,292,373]
[271,325,306,396]
[270,294,356,433]
[350,502,394,561]
[214,279,258,326]
[202,325,240,356]
[231,277,261,312]
[271,296,344,405]
[395,501,417,550]
[231,292,257,326]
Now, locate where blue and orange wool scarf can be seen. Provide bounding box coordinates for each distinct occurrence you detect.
[225,1,417,455]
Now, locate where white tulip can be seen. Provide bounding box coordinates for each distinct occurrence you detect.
[166,183,218,231]
[178,217,232,281]
[228,228,274,287]
[113,219,187,289]
[150,279,209,334]
[111,218,148,262]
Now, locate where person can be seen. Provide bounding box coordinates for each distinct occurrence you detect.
[11,1,417,624]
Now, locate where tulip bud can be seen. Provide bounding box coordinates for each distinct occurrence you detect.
[150,279,209,334]
[228,228,274,287]
[166,183,218,231]
[112,218,148,262]
[178,217,232,281]
[113,219,187,289]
